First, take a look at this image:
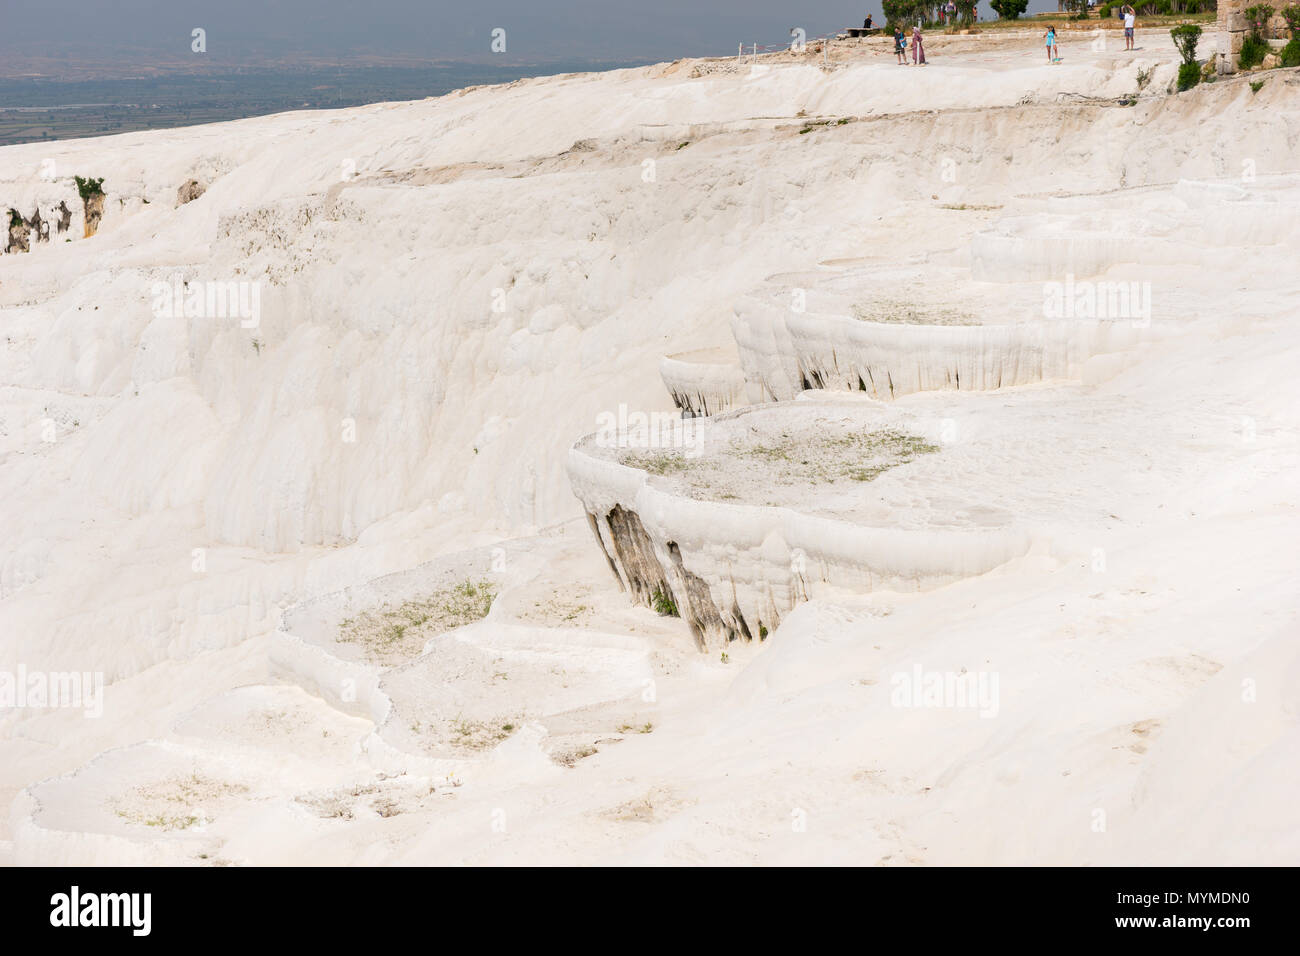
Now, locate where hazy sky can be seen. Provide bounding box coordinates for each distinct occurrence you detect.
[2,1,1064,62]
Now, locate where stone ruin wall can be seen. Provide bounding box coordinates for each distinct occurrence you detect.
[1217,0,1291,73]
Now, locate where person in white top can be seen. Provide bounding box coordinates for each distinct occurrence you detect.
[1122,5,1136,51]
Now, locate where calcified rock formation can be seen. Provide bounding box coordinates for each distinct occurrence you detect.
[708,178,1297,409]
[176,178,206,207]
[28,207,48,243]
[1,190,83,253]
[568,172,1300,648]
[6,210,29,253]
[82,192,104,237]
[658,348,747,417]
[578,253,1144,644]
[568,403,1033,650]
[970,198,1300,282]
[4,204,62,252]
[732,291,1146,403]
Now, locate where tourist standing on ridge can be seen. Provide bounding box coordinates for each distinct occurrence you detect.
[1123,6,1136,50]
[912,25,926,64]
[895,26,908,64]
[1045,25,1058,62]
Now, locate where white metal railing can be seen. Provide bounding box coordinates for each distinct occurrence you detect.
[736,27,861,66]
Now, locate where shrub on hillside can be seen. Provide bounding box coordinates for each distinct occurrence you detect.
[1238,35,1268,68]
[1282,36,1300,66]
[1244,4,1274,40]
[74,176,105,201]
[1171,24,1202,64]
[651,586,678,617]
[1177,61,1202,90]
[1283,5,1300,36]
[1238,5,1270,71]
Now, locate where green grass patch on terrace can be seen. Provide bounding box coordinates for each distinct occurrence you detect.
[741,428,940,483]
[618,426,940,500]
[798,117,854,135]
[851,298,981,326]
[339,579,496,665]
[621,451,692,476]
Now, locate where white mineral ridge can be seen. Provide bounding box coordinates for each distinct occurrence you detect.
[1,33,1298,864]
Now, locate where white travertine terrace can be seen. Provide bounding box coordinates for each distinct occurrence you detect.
[732,293,1147,402]
[658,348,748,418]
[5,32,1300,866]
[594,175,1300,653]
[270,543,539,719]
[568,402,1033,649]
[972,184,1300,281]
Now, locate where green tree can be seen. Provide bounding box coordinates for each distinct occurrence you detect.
[1171,24,1203,90]
[1170,23,1202,64]
[990,0,1030,17]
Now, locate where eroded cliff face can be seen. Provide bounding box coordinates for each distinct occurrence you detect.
[27,207,49,243]
[602,505,675,611]
[176,178,206,206]
[6,211,30,253]
[0,172,220,252]
[82,192,104,237]
[587,503,779,650]
[1,190,93,254]
[591,501,757,650]
[3,206,63,252]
